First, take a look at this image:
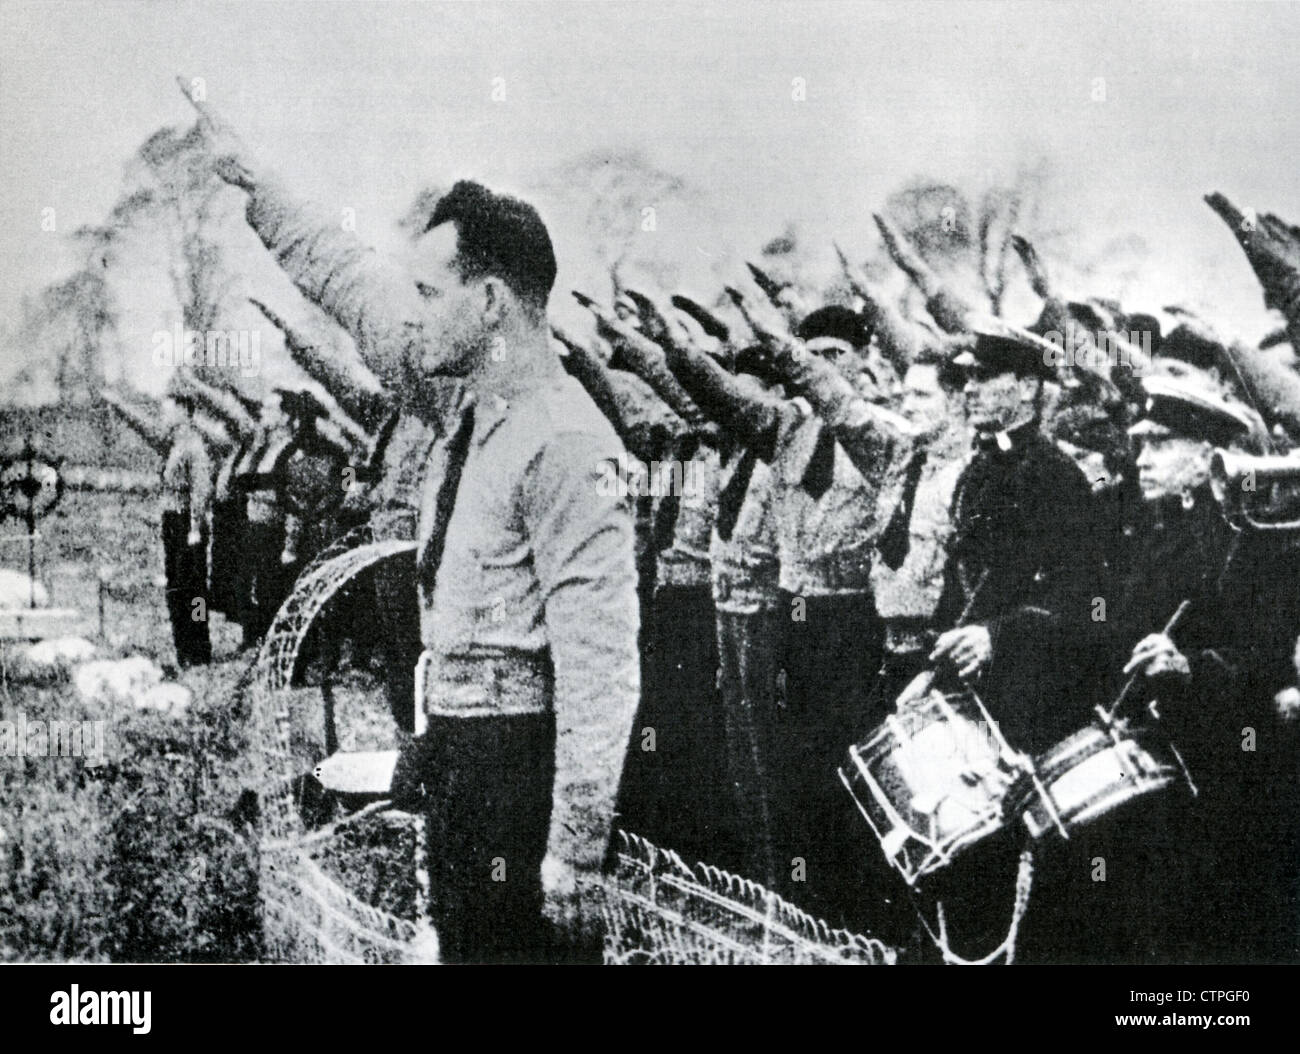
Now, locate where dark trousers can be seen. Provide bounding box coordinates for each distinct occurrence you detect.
[614,583,722,864]
[996,791,1197,965]
[237,521,289,646]
[716,607,782,888]
[208,499,245,619]
[373,557,424,734]
[419,713,556,964]
[774,590,883,928]
[162,511,210,667]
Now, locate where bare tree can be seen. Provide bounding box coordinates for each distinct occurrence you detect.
[531,149,696,296]
[884,179,976,269]
[128,123,242,381]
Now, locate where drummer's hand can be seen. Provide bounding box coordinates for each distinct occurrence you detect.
[1123,633,1190,681]
[930,625,992,680]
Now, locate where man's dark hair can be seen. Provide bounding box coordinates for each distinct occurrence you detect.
[426,180,557,314]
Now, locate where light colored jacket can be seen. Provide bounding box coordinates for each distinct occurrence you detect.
[417,374,641,881]
[241,175,640,884]
[243,177,438,398]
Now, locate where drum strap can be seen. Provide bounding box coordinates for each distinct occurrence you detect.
[922,844,1036,966]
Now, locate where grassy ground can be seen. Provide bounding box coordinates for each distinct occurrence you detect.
[0,487,263,962]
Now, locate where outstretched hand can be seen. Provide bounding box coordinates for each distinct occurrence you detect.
[622,288,673,346]
[175,75,258,190]
[724,283,794,351]
[833,241,883,324]
[671,294,730,342]
[873,213,929,285]
[1010,233,1051,300]
[572,291,622,344]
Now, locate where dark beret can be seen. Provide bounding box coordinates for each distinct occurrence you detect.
[797,305,871,352]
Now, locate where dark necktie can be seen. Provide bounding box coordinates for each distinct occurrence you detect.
[878,446,928,570]
[716,447,759,542]
[801,426,837,500]
[418,402,476,598]
[651,432,702,553]
[715,423,777,542]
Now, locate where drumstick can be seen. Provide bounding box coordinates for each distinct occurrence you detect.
[1101,599,1192,723]
[955,569,991,628]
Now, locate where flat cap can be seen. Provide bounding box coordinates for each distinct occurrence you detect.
[1128,374,1259,448]
[952,319,1059,382]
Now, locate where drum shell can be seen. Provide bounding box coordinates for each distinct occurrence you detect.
[1021,724,1184,841]
[840,690,1024,887]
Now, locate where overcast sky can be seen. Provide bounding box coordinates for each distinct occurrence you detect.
[2,0,1298,350]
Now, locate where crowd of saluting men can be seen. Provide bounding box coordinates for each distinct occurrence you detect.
[99,83,1300,964]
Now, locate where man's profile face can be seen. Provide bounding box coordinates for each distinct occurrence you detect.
[963,366,1025,433]
[901,363,949,439]
[410,221,489,378]
[1134,434,1210,502]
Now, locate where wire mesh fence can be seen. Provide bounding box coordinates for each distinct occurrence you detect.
[246,537,895,965]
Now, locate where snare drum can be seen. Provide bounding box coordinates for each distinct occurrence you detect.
[839,689,1031,887]
[1019,722,1189,841]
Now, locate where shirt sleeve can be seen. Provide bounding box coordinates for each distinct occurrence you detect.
[523,430,641,880]
[243,175,432,381]
[770,342,912,480]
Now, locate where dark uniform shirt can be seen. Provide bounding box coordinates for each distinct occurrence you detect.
[1099,486,1300,962]
[934,419,1104,752]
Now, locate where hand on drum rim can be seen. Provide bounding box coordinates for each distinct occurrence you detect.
[930,624,993,679]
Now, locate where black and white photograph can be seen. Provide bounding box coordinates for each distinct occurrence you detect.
[0,0,1296,996]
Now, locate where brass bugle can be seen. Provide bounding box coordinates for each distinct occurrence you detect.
[1210,447,1300,531]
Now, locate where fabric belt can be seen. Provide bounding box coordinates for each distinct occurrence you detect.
[415,650,553,730]
[779,551,875,596]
